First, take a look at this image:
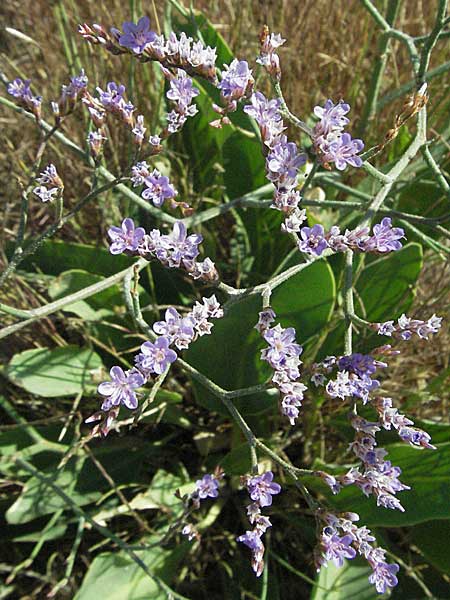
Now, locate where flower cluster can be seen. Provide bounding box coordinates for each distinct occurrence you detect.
[237,471,281,576]
[257,26,285,80]
[212,59,254,126]
[7,78,42,119]
[54,69,88,118]
[163,68,199,134]
[371,396,435,449]
[87,295,223,436]
[340,414,410,512]
[79,20,217,82]
[131,161,178,208]
[244,92,307,230]
[312,99,364,170]
[315,512,399,595]
[376,313,442,340]
[298,217,405,257]
[318,352,387,404]
[107,218,218,282]
[256,309,307,425]
[33,164,64,203]
[180,468,224,541]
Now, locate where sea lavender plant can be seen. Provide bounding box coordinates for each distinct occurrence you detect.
[1,8,447,597]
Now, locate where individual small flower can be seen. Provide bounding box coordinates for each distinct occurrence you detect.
[33,186,59,203]
[182,523,199,541]
[313,99,350,138]
[132,115,146,144]
[97,81,126,109]
[262,324,303,369]
[7,77,32,99]
[298,224,328,256]
[131,161,151,186]
[255,308,276,334]
[368,555,400,594]
[319,527,356,568]
[194,473,220,499]
[135,336,177,375]
[362,217,405,253]
[59,69,88,112]
[237,530,263,552]
[7,77,42,117]
[281,208,307,233]
[97,366,145,411]
[166,69,199,110]
[87,129,107,158]
[141,169,177,207]
[36,164,63,188]
[108,218,146,254]
[119,16,157,54]
[247,471,281,508]
[322,132,364,170]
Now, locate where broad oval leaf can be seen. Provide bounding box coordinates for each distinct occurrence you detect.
[186,259,335,415]
[6,346,102,397]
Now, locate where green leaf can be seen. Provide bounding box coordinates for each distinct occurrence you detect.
[411,520,450,575]
[309,442,450,527]
[74,540,189,600]
[312,560,378,600]
[6,440,160,524]
[186,259,335,416]
[6,346,102,397]
[355,243,423,321]
[323,243,423,356]
[18,240,134,277]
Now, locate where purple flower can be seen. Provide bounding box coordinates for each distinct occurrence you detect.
[141,169,177,207]
[119,16,157,53]
[247,471,281,508]
[267,136,306,188]
[153,307,195,350]
[37,164,62,188]
[255,308,276,334]
[320,528,356,567]
[108,218,146,254]
[298,224,328,256]
[313,99,350,138]
[363,217,405,253]
[33,186,59,203]
[194,473,220,499]
[158,221,202,268]
[323,132,364,170]
[262,324,302,370]
[166,70,199,110]
[237,530,263,552]
[8,78,32,99]
[377,320,395,336]
[135,336,177,375]
[97,82,126,109]
[132,115,146,144]
[218,59,253,100]
[98,366,145,411]
[368,559,399,594]
[338,353,382,378]
[131,161,151,186]
[243,92,284,145]
[62,69,88,101]
[7,78,42,113]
